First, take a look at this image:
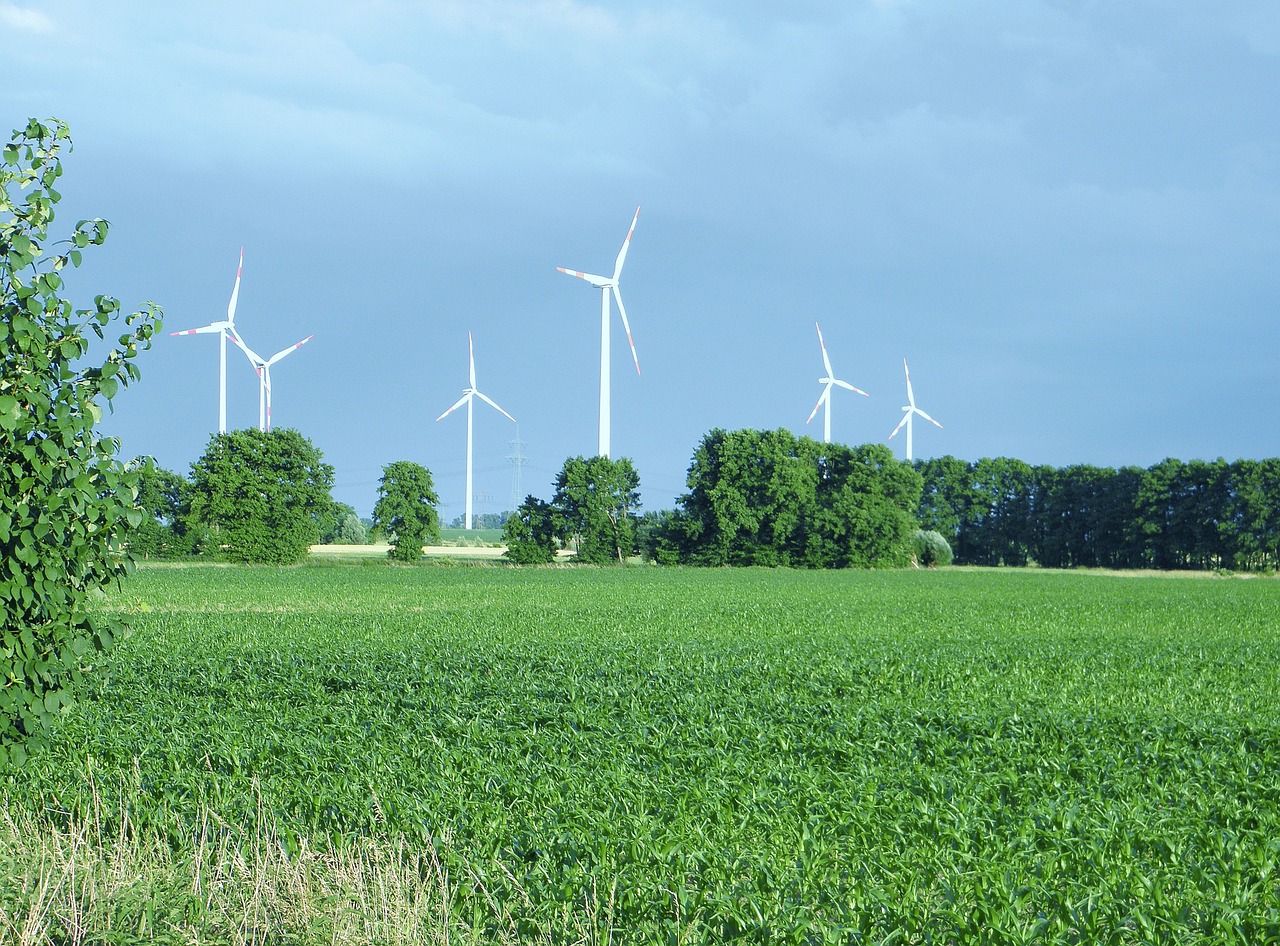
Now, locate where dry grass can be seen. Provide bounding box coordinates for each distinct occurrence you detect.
[0,783,620,946]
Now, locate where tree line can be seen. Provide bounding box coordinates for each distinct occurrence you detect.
[915,456,1280,572]
[135,428,1280,574]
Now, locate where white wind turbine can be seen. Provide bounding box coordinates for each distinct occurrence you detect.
[435,333,516,530]
[805,322,869,443]
[228,333,314,432]
[169,248,244,433]
[557,206,641,459]
[888,358,943,461]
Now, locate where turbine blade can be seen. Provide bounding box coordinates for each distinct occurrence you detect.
[806,385,830,425]
[266,335,313,365]
[888,412,910,440]
[903,358,916,408]
[475,390,516,423]
[228,331,265,365]
[468,332,476,389]
[833,379,870,397]
[227,248,244,324]
[611,205,640,281]
[915,407,944,429]
[557,267,610,288]
[816,323,833,377]
[170,322,227,336]
[612,286,641,375]
[435,393,470,422]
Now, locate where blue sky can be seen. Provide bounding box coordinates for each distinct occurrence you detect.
[5,2,1278,519]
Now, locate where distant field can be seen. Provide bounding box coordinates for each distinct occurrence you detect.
[5,566,1280,943]
[438,526,505,545]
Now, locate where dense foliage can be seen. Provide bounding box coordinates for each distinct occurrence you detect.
[126,462,190,558]
[186,429,335,564]
[916,455,1280,571]
[8,566,1280,942]
[502,494,559,563]
[372,460,440,561]
[552,454,641,564]
[658,429,923,567]
[0,118,160,769]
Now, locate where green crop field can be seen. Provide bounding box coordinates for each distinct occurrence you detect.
[4,565,1280,944]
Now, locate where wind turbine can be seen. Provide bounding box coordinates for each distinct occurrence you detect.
[557,206,641,459]
[805,322,869,443]
[435,333,516,530]
[228,333,314,432]
[888,358,943,461]
[169,248,244,433]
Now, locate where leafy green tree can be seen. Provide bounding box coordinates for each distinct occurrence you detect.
[127,462,189,558]
[1229,458,1280,571]
[373,460,440,562]
[802,441,922,568]
[670,430,921,568]
[186,429,335,564]
[318,501,361,544]
[636,509,680,565]
[1,118,161,767]
[671,428,815,566]
[552,456,641,564]
[965,457,1035,566]
[502,495,559,564]
[334,513,368,544]
[914,455,976,554]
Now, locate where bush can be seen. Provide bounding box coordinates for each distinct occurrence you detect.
[911,529,954,567]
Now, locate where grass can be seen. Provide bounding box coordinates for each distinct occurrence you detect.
[4,565,1280,943]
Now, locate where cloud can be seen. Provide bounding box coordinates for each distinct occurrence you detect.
[0,2,53,32]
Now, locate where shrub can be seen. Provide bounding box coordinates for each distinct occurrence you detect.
[911,529,954,567]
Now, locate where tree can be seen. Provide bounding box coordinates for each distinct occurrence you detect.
[373,461,440,562]
[127,462,189,558]
[801,441,922,568]
[552,455,641,564]
[1,118,161,767]
[669,430,921,568]
[502,495,559,564]
[334,513,367,544]
[186,429,335,564]
[318,501,360,544]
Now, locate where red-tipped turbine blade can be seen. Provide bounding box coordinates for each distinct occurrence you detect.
[806,385,830,425]
[613,286,641,375]
[612,205,640,281]
[816,323,834,378]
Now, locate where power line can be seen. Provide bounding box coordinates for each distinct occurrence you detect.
[506,429,527,509]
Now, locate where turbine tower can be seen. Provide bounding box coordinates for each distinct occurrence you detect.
[888,358,943,461]
[436,333,516,530]
[169,248,244,433]
[557,206,641,458]
[805,322,869,443]
[229,333,314,432]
